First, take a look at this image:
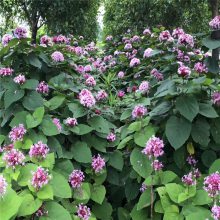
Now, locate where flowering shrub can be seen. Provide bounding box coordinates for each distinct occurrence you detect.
[0,24,220,220]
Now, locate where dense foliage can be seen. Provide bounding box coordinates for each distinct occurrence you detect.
[0,23,220,220]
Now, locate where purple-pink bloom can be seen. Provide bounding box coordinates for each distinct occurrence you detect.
[107,132,116,142]
[178,33,194,48]
[0,67,14,77]
[140,183,147,192]
[117,90,125,98]
[186,155,197,166]
[69,170,85,188]
[84,65,92,72]
[159,30,173,42]
[132,105,147,119]
[36,81,49,94]
[212,205,220,220]
[143,28,151,35]
[172,28,185,38]
[124,43,132,50]
[13,74,26,84]
[9,124,26,142]
[204,172,220,198]
[212,92,220,106]
[138,81,150,93]
[0,175,7,198]
[29,141,49,160]
[209,16,220,30]
[143,48,153,58]
[64,117,78,127]
[182,172,196,186]
[3,149,25,169]
[96,90,108,101]
[118,71,125,79]
[79,89,96,108]
[194,62,208,73]
[52,35,68,44]
[52,118,62,132]
[77,204,91,220]
[142,136,164,159]
[40,35,52,45]
[92,154,105,173]
[31,167,51,190]
[2,34,13,46]
[152,160,163,171]
[51,51,64,62]
[14,26,27,38]
[150,68,164,81]
[130,58,140,67]
[106,35,113,41]
[85,76,96,86]
[35,205,48,217]
[178,65,191,77]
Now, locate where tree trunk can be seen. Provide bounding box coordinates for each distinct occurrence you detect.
[209,0,219,60]
[31,22,38,44]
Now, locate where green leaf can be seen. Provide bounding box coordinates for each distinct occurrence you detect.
[68,102,87,118]
[165,183,185,203]
[72,124,94,135]
[137,188,153,210]
[0,187,22,220]
[21,79,38,90]
[27,53,42,68]
[117,207,130,220]
[209,159,220,173]
[166,116,191,150]
[10,111,28,127]
[109,151,124,171]
[211,118,220,144]
[176,96,199,122]
[4,89,24,109]
[192,190,212,205]
[202,37,220,49]
[150,101,171,117]
[120,109,132,121]
[71,141,92,163]
[45,96,65,110]
[201,150,217,167]
[73,183,91,201]
[18,194,42,217]
[134,126,155,147]
[0,135,5,145]
[88,116,110,133]
[41,117,60,136]
[50,171,72,198]
[199,103,218,118]
[37,184,53,200]
[159,171,177,184]
[35,153,55,169]
[130,204,148,220]
[128,121,142,132]
[92,200,113,220]
[22,91,44,110]
[117,135,133,149]
[26,107,45,128]
[91,185,106,204]
[41,201,72,220]
[130,148,152,178]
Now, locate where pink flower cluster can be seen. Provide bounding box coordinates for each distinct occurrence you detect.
[0,175,7,198]
[79,89,96,108]
[106,35,113,41]
[3,149,25,169]
[172,28,185,38]
[182,172,196,186]
[142,136,164,159]
[52,118,62,132]
[64,117,78,127]
[107,132,116,142]
[159,30,173,42]
[143,28,151,35]
[178,33,194,48]
[124,43,132,50]
[51,51,65,62]
[140,183,147,192]
[194,62,208,73]
[138,81,150,93]
[13,74,26,84]
[92,154,105,173]
[96,90,108,101]
[204,172,220,198]
[186,155,197,167]
[212,205,220,220]
[209,16,220,30]
[118,71,125,79]
[29,141,49,160]
[77,204,91,220]
[31,167,51,190]
[52,35,69,44]
[35,205,48,217]
[9,124,26,142]
[14,26,27,39]
[69,170,85,188]
[150,69,163,81]
[152,160,163,171]
[212,92,220,106]
[2,34,13,46]
[130,58,140,67]
[36,81,49,94]
[40,35,52,45]
[143,48,153,58]
[178,65,191,77]
[132,105,147,119]
[0,67,14,77]
[85,76,96,86]
[118,90,125,98]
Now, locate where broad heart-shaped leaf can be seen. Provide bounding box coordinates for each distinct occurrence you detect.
[199,103,218,118]
[165,183,185,203]
[211,118,220,144]
[137,188,154,210]
[27,53,42,68]
[209,158,220,173]
[159,171,177,184]
[130,204,148,220]
[0,187,22,220]
[71,124,94,135]
[130,148,152,178]
[41,116,60,136]
[21,79,38,90]
[71,141,92,163]
[134,126,155,147]
[50,171,72,198]
[4,89,24,109]
[37,184,53,200]
[92,200,113,220]
[120,109,132,121]
[45,96,65,110]
[40,201,72,220]
[201,150,217,168]
[22,91,44,110]
[17,194,42,217]
[91,185,106,204]
[192,190,212,205]
[117,135,133,149]
[10,111,29,127]
[26,107,45,128]
[175,96,199,122]
[202,36,220,49]
[108,150,124,171]
[73,183,91,201]
[88,116,110,134]
[68,102,87,118]
[166,116,191,150]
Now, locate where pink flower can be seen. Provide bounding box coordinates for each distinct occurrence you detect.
[29,141,49,160]
[9,124,26,142]
[138,81,150,93]
[77,204,91,220]
[52,35,68,44]
[3,149,25,169]
[79,89,96,108]
[31,167,51,190]
[178,65,191,77]
[204,172,220,198]
[194,62,208,73]
[172,28,185,38]
[0,67,14,77]
[143,48,153,58]
[142,136,164,159]
[84,65,92,72]
[96,90,108,101]
[124,43,132,50]
[152,160,163,171]
[212,92,220,106]
[107,132,116,142]
[85,76,96,86]
[14,26,27,38]
[51,51,64,62]
[209,16,220,30]
[13,74,26,84]
[35,205,48,217]
[36,81,49,94]
[75,46,84,55]
[0,175,7,198]
[178,33,194,48]
[140,183,147,192]
[212,205,220,220]
[118,71,125,79]
[159,30,173,42]
[69,170,85,188]
[143,28,151,35]
[132,105,147,119]
[40,35,52,45]
[117,90,125,98]
[2,34,13,46]
[64,117,78,127]
[106,35,113,41]
[186,155,197,166]
[130,58,140,67]
[52,118,62,132]
[182,172,196,186]
[92,154,105,173]
[150,69,163,81]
